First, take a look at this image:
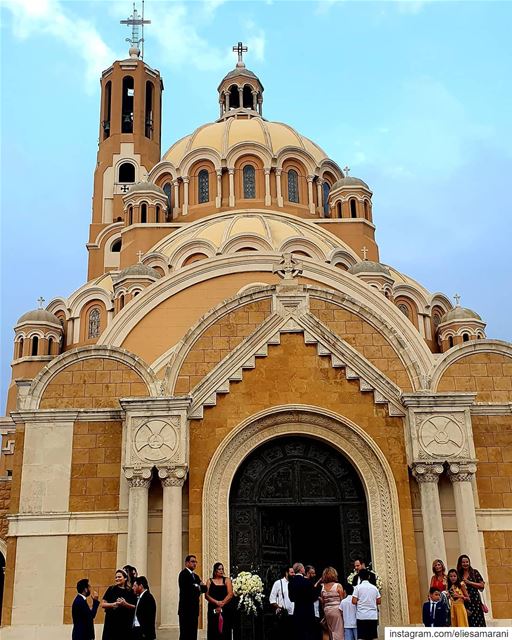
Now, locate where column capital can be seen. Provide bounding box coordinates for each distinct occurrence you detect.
[124,466,152,488]
[228,168,235,175]
[317,177,324,185]
[411,461,444,483]
[275,168,282,176]
[448,461,477,482]
[264,168,271,175]
[306,175,314,183]
[216,169,222,177]
[182,177,190,185]
[159,465,188,487]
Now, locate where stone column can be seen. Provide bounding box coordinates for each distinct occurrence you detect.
[276,169,283,207]
[182,177,189,215]
[412,462,446,574]
[238,87,243,108]
[316,178,323,215]
[225,91,230,111]
[307,175,315,214]
[172,179,179,216]
[159,466,187,630]
[228,169,235,207]
[252,90,258,111]
[215,169,222,208]
[448,462,483,570]
[125,469,152,575]
[264,169,271,206]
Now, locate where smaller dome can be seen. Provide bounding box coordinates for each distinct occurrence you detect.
[331,176,371,191]
[441,307,482,323]
[127,182,165,196]
[221,66,259,84]
[349,261,391,276]
[118,263,162,279]
[17,309,61,325]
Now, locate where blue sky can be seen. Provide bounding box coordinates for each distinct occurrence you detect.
[1,0,511,408]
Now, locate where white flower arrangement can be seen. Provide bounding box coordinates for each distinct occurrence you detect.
[232,571,265,616]
[347,569,383,592]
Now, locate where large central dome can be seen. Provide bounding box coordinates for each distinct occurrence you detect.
[162,117,328,168]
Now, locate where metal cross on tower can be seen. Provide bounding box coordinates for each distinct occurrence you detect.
[37,297,45,309]
[344,165,350,176]
[121,2,151,59]
[453,293,461,307]
[232,41,248,66]
[361,246,369,260]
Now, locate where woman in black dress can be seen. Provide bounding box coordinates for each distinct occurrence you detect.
[101,568,137,640]
[457,554,486,627]
[205,562,234,639]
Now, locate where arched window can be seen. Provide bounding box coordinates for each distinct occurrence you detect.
[243,84,253,108]
[121,76,134,133]
[364,200,369,220]
[336,202,342,218]
[463,333,470,342]
[103,81,111,139]
[128,206,133,225]
[119,295,125,310]
[398,303,410,319]
[88,308,101,339]
[198,169,209,203]
[433,313,442,329]
[163,182,172,218]
[156,205,160,223]
[18,338,24,359]
[350,198,357,218]
[288,169,299,203]
[229,85,240,109]
[119,162,135,183]
[145,81,154,139]
[448,336,454,348]
[48,337,53,355]
[323,182,330,216]
[243,165,256,199]
[141,203,147,223]
[111,239,122,252]
[31,336,39,356]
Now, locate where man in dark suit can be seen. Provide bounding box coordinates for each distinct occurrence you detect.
[349,557,377,587]
[288,562,322,640]
[178,554,207,640]
[422,588,449,627]
[132,576,157,639]
[72,578,100,640]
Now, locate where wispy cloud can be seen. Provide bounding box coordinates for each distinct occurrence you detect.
[3,0,115,91]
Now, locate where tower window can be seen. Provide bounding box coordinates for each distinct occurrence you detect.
[398,303,410,319]
[322,182,330,216]
[121,76,134,133]
[448,336,454,348]
[336,202,342,218]
[141,203,147,224]
[31,336,39,356]
[156,205,160,223]
[119,295,125,310]
[128,206,133,225]
[48,337,53,355]
[350,198,357,218]
[463,333,470,342]
[198,169,209,203]
[288,169,299,203]
[229,85,240,109]
[103,81,111,139]
[364,200,369,220]
[243,85,253,109]
[243,165,256,199]
[145,81,154,139]
[111,239,122,252]
[18,338,24,359]
[88,308,101,339]
[163,182,172,218]
[119,162,135,183]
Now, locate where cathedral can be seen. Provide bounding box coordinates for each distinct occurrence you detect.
[1,11,511,640]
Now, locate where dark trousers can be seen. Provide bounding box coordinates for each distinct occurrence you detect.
[273,613,293,640]
[179,612,199,640]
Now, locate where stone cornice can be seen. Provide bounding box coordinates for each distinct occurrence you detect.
[401,392,477,408]
[119,396,192,412]
[10,409,123,424]
[470,403,512,416]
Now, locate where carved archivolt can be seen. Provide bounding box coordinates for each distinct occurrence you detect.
[202,405,409,626]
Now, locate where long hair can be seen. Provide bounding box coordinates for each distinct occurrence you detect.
[212,562,224,578]
[447,568,463,590]
[456,554,475,581]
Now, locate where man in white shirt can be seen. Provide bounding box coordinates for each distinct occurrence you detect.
[352,569,381,640]
[269,565,294,640]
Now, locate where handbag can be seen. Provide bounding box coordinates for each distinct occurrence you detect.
[277,580,289,617]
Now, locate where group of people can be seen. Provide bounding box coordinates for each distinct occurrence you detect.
[423,554,487,628]
[269,558,381,640]
[72,565,156,640]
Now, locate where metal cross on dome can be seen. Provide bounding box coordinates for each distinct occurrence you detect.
[37,296,45,309]
[136,251,144,263]
[233,41,248,65]
[454,293,461,307]
[361,246,369,260]
[344,165,350,176]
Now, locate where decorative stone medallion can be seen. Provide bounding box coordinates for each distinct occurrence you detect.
[418,415,465,457]
[133,418,179,463]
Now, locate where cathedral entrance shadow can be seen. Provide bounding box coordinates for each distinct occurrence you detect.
[229,436,370,639]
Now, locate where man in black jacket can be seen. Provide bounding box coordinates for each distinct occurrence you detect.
[71,578,100,640]
[132,576,157,640]
[178,555,207,640]
[288,563,322,640]
[349,558,377,587]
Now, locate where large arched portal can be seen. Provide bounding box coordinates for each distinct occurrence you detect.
[229,436,371,582]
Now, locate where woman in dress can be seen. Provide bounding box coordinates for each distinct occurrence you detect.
[430,559,449,624]
[457,554,486,627]
[205,562,234,639]
[101,568,137,640]
[447,569,469,627]
[320,567,345,640]
[122,564,138,591]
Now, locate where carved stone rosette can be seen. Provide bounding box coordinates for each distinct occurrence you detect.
[411,461,444,483]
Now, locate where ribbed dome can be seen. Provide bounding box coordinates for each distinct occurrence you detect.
[349,261,391,276]
[221,66,259,84]
[163,117,328,168]
[118,264,162,279]
[17,309,61,325]
[441,307,482,323]
[127,182,165,195]
[332,176,371,191]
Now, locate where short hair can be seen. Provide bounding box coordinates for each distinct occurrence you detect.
[305,565,315,575]
[322,567,338,582]
[293,562,304,574]
[185,555,196,563]
[429,587,441,595]
[134,575,149,590]
[344,582,354,596]
[354,557,366,565]
[281,566,291,578]
[431,559,446,574]
[76,578,89,593]
[358,568,369,581]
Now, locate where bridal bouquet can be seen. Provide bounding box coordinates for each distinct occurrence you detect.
[347,569,383,592]
[232,571,265,616]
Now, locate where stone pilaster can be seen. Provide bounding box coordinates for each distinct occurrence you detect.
[264,169,271,206]
[124,467,152,575]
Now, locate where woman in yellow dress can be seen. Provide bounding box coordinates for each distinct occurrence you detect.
[448,569,470,627]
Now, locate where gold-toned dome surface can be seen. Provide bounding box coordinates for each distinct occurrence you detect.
[163,117,328,167]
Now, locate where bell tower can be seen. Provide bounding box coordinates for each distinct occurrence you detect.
[88,3,163,280]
